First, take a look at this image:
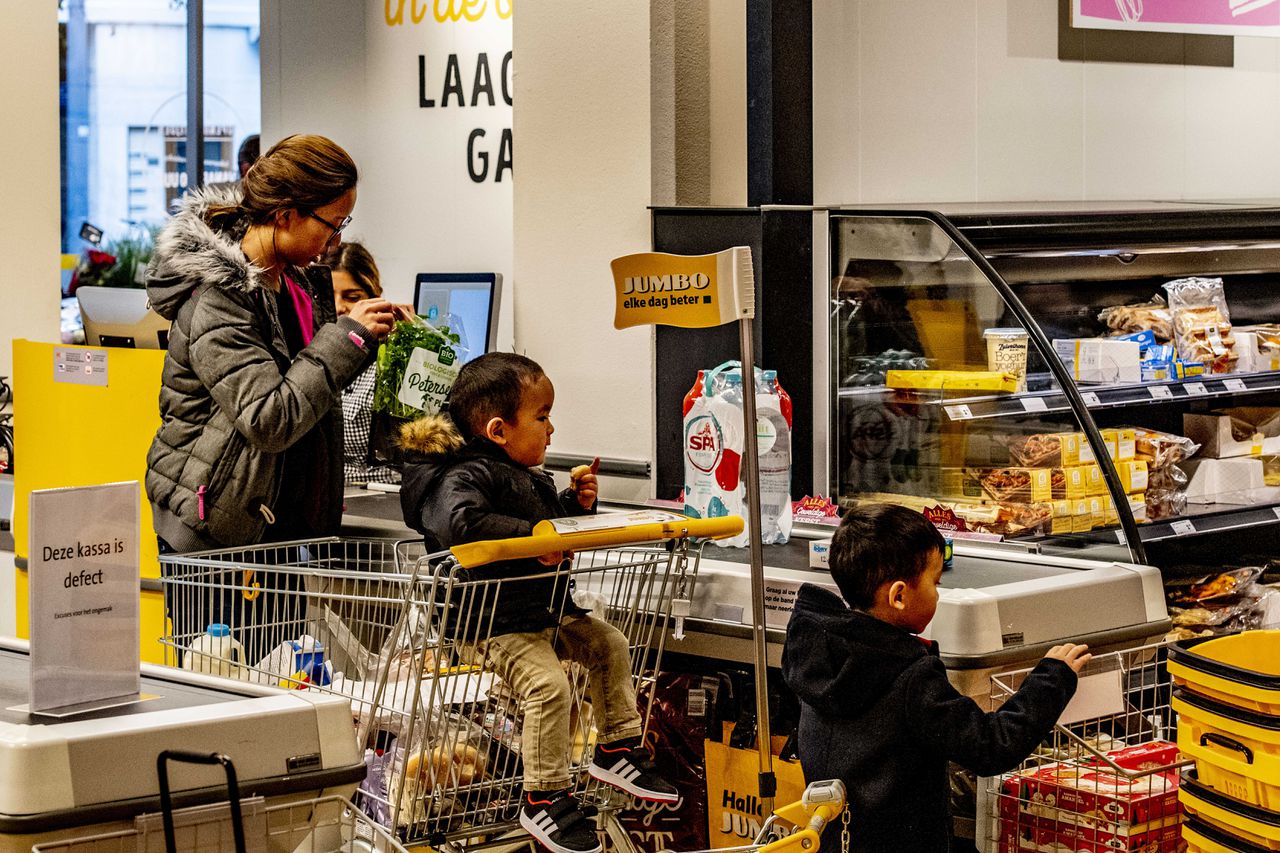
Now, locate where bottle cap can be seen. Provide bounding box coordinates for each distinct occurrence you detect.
[206,623,231,637]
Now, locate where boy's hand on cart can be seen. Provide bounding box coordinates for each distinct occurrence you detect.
[1045,643,1092,674]
[570,457,601,510]
[537,549,574,566]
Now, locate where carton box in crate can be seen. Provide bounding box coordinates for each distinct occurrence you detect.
[999,743,1182,831]
[999,815,1183,853]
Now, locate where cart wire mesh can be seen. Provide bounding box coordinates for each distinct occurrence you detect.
[158,535,701,850]
[982,641,1192,853]
[30,794,407,852]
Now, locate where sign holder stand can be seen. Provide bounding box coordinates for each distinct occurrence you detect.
[610,247,776,812]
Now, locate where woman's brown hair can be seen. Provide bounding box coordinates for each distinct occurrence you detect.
[207,134,357,229]
[322,241,382,298]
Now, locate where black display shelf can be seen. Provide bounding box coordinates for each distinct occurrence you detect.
[870,370,1280,422]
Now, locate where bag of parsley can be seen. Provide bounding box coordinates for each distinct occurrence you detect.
[371,319,464,419]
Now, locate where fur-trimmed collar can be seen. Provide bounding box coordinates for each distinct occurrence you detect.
[146,183,272,320]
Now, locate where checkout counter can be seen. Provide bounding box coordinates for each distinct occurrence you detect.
[339,487,1171,705]
[0,637,364,850]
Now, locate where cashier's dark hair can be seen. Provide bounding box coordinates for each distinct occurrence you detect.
[448,353,547,440]
[830,504,945,609]
[206,134,357,229]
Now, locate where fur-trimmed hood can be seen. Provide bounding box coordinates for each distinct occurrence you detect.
[146,183,269,320]
[398,413,465,457]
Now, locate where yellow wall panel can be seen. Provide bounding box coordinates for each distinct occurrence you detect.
[11,340,165,654]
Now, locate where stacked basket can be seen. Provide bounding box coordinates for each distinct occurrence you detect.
[1169,631,1280,852]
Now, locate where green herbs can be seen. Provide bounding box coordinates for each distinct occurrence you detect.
[372,319,463,418]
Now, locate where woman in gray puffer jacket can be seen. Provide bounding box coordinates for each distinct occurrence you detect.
[146,134,396,554]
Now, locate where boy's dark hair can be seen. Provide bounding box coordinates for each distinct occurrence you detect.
[829,504,945,609]
[448,352,546,439]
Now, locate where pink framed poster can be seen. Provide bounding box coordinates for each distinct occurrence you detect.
[1073,0,1280,37]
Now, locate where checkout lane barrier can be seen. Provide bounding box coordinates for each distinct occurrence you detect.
[32,750,408,852]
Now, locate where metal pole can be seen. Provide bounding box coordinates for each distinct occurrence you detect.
[186,0,205,193]
[738,316,776,814]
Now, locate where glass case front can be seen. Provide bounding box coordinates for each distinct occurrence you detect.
[829,213,1147,558]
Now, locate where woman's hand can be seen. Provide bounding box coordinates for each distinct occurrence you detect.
[348,298,396,341]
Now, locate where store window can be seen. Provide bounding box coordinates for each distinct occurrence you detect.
[59,0,259,255]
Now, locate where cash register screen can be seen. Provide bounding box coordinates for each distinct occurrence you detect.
[76,286,170,349]
[413,273,502,364]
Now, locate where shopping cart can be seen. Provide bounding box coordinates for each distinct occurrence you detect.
[978,641,1193,852]
[158,513,740,852]
[663,779,849,853]
[31,750,407,852]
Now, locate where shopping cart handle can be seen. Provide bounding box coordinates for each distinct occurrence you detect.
[449,515,744,568]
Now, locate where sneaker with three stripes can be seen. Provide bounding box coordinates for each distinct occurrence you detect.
[519,790,601,853]
[588,739,680,803]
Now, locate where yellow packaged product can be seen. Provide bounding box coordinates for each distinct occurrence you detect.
[1051,500,1075,535]
[1117,460,1149,495]
[1072,499,1094,532]
[1085,463,1105,496]
[1059,432,1096,466]
[1053,467,1088,500]
[1088,496,1106,528]
[884,370,1018,393]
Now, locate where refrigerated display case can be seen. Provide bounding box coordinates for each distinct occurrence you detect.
[653,201,1280,574]
[808,201,1280,571]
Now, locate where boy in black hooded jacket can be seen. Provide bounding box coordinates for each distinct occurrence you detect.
[781,504,1090,853]
[399,353,677,853]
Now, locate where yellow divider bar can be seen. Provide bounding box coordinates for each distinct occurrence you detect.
[449,515,744,569]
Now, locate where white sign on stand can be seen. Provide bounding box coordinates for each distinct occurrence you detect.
[27,482,140,715]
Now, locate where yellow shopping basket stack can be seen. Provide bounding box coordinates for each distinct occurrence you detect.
[1169,631,1280,852]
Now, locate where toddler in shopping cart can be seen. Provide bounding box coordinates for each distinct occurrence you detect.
[399,352,678,853]
[781,504,1092,853]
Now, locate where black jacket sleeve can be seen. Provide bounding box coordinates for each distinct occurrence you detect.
[557,488,596,517]
[420,464,533,548]
[904,656,1077,777]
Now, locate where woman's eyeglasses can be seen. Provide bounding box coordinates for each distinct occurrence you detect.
[306,210,353,241]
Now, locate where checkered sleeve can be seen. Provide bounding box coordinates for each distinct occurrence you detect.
[342,364,400,486]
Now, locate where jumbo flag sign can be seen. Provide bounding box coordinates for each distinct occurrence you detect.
[610,247,755,329]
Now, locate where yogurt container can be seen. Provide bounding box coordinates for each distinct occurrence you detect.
[983,328,1030,392]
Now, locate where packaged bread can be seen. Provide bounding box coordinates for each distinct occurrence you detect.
[1163,277,1238,374]
[403,742,483,793]
[1099,297,1173,342]
[978,467,1052,502]
[1131,427,1199,470]
[1006,433,1062,468]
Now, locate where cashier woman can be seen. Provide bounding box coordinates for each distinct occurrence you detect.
[144,134,402,553]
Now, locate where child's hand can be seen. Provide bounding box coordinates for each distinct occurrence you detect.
[1045,643,1092,674]
[570,457,601,510]
[537,549,573,566]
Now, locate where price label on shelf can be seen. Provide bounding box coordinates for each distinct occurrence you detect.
[1273,507,1280,522]
[1115,529,1127,545]
[1082,392,1101,407]
[1170,519,1197,536]
[1185,382,1208,396]
[945,405,973,421]
[1225,378,1248,392]
[1148,385,1173,400]
[1021,397,1049,413]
